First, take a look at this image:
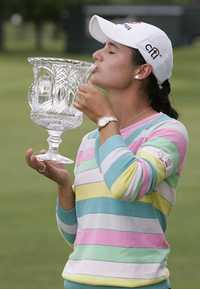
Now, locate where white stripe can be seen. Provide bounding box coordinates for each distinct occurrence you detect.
[78,213,163,234]
[101,147,130,174]
[156,120,188,140]
[75,168,103,186]
[157,181,176,205]
[56,215,77,234]
[63,259,168,279]
[81,137,95,150]
[124,163,142,201]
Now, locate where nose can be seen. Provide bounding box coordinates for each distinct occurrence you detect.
[92,48,104,62]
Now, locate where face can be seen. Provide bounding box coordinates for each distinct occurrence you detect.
[90,41,136,90]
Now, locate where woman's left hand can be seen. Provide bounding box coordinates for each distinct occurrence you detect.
[74,83,115,123]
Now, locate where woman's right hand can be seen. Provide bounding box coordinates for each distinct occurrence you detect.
[25,148,72,188]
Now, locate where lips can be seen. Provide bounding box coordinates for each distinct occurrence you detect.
[92,64,98,73]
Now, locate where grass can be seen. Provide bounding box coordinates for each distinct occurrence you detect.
[0,37,200,288]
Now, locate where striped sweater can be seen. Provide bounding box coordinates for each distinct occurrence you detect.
[56,112,188,288]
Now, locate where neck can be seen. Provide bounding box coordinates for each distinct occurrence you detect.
[107,85,155,129]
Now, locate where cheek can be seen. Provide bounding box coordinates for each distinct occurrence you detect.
[107,63,133,88]
[91,68,132,89]
[113,67,132,82]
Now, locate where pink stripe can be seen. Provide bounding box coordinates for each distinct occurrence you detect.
[121,113,160,137]
[129,137,146,153]
[75,229,169,248]
[149,128,187,166]
[76,148,94,165]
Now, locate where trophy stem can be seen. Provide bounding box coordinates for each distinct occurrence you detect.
[47,129,63,155]
[36,129,74,164]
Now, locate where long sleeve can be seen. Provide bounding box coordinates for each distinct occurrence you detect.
[55,136,89,248]
[95,120,188,202]
[56,199,77,248]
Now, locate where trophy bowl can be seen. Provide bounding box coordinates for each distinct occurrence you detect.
[27,57,95,164]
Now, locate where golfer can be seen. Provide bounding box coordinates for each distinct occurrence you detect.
[26,15,188,289]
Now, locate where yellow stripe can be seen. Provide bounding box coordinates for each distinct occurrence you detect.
[75,182,111,201]
[137,150,166,184]
[111,163,138,198]
[63,273,168,287]
[140,191,172,215]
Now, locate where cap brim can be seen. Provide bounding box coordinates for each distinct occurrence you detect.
[89,15,119,44]
[89,15,139,50]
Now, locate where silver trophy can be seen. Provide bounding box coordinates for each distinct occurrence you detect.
[27,57,95,164]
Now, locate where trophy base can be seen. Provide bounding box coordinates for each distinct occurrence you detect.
[36,152,74,164]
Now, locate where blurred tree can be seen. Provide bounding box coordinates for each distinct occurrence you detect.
[107,0,193,3]
[0,0,11,51]
[61,0,111,53]
[10,0,66,50]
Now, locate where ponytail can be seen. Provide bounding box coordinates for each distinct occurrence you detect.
[147,74,179,119]
[133,49,179,120]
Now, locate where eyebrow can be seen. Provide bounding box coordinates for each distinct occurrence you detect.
[107,41,120,49]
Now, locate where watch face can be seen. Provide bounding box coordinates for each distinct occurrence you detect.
[98,116,118,128]
[99,118,107,127]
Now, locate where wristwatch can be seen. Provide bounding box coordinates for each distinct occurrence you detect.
[97,116,118,129]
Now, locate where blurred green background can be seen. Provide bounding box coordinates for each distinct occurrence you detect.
[0,15,200,289]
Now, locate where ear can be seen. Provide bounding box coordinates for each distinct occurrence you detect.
[133,64,153,80]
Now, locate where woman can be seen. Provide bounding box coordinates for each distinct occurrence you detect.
[26,15,188,289]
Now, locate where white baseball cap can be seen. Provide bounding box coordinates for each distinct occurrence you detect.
[89,15,173,85]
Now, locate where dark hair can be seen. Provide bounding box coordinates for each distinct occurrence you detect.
[133,49,179,120]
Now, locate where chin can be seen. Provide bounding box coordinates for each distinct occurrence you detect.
[90,76,103,86]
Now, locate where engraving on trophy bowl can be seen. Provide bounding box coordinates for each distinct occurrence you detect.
[27,57,95,164]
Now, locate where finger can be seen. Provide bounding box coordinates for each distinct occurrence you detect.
[44,160,64,170]
[74,95,87,110]
[37,163,47,174]
[39,149,47,154]
[25,148,33,167]
[79,83,89,92]
[77,89,87,100]
[25,148,48,174]
[82,82,99,93]
[30,154,40,169]
[29,154,46,172]
[73,101,83,110]
[43,161,63,182]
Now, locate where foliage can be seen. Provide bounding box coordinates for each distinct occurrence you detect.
[0,0,196,21]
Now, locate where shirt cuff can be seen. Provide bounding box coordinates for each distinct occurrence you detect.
[56,198,77,225]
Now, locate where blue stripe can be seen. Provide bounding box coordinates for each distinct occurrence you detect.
[60,230,76,245]
[87,129,98,139]
[97,134,127,163]
[125,113,168,146]
[76,197,163,221]
[155,209,167,232]
[104,152,137,188]
[56,202,77,225]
